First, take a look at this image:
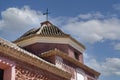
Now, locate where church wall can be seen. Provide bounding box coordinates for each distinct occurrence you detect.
[23,43,69,55]
[15,64,68,80]
[55,57,97,80]
[68,45,83,63]
[0,56,15,80]
[15,66,49,80]
[0,55,69,80]
[15,36,85,53]
[23,43,83,63]
[0,34,99,80]
[42,56,56,64]
[41,54,97,80]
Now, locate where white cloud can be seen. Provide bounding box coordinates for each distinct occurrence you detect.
[79,12,104,20]
[85,55,120,76]
[0,6,120,80]
[114,43,120,51]
[0,6,46,40]
[1,7,120,44]
[0,6,66,41]
[62,13,120,44]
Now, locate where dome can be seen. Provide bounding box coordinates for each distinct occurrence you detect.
[15,21,69,41]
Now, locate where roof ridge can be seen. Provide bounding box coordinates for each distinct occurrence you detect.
[36,25,44,34]
[14,21,69,41]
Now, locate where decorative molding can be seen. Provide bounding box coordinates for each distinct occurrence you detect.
[0,57,15,80]
[15,66,49,80]
[0,57,15,69]
[15,36,85,53]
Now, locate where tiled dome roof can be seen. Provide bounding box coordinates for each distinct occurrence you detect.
[13,21,85,50]
[16,21,69,41]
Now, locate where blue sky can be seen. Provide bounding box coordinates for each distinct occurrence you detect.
[0,0,120,80]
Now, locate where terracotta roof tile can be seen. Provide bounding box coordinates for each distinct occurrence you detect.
[17,21,69,41]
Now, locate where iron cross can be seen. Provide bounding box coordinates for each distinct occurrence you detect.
[43,9,50,21]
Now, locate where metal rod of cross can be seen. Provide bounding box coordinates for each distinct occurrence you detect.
[43,9,50,21]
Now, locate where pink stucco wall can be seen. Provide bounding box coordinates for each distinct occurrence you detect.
[0,57,15,80]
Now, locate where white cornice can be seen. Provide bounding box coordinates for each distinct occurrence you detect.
[16,36,85,53]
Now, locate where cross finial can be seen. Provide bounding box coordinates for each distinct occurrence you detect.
[43,9,50,21]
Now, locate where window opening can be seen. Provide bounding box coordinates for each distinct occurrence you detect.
[0,69,4,80]
[74,52,79,60]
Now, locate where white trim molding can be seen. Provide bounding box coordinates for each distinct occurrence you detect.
[16,36,85,53]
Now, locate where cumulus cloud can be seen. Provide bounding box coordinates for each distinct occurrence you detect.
[79,12,104,20]
[62,13,120,44]
[0,6,46,40]
[1,6,120,45]
[85,55,120,76]
[0,6,66,41]
[1,6,120,52]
